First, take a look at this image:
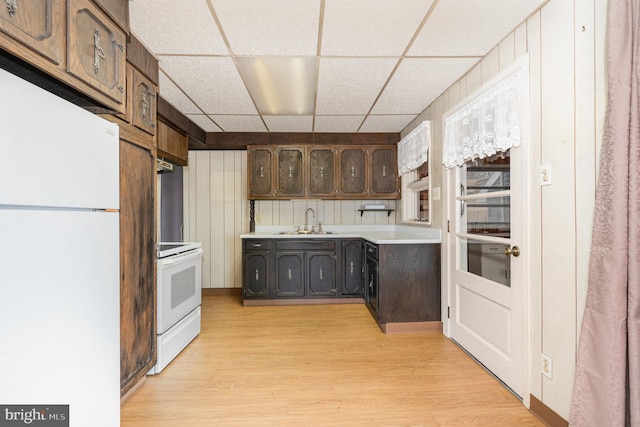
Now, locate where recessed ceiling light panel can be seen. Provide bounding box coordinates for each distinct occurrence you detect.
[236,56,317,115]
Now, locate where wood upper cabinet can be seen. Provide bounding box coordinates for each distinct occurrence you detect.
[338,147,368,198]
[247,144,398,200]
[92,0,129,33]
[307,146,337,198]
[369,146,400,198]
[67,0,126,113]
[275,146,305,198]
[248,146,275,199]
[0,0,63,65]
[130,64,157,136]
[157,119,187,165]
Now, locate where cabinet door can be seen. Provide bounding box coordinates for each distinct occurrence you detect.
[370,146,400,198]
[338,147,368,197]
[244,251,270,297]
[306,252,336,296]
[131,65,157,136]
[0,0,63,65]
[276,147,305,198]
[248,147,275,199]
[275,252,304,297]
[92,0,129,33]
[307,146,337,198]
[157,120,187,165]
[67,0,126,112]
[365,255,379,316]
[341,240,363,296]
[119,138,156,396]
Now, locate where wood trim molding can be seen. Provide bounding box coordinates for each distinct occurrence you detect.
[202,288,242,296]
[201,132,401,150]
[529,394,568,427]
[382,321,443,334]
[243,298,365,306]
[157,96,207,144]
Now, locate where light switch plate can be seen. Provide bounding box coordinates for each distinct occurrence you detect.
[540,164,552,186]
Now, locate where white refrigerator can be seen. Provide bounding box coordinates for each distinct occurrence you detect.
[0,68,120,426]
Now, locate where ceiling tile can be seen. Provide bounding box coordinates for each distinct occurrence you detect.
[316,58,399,115]
[186,114,222,132]
[314,116,365,133]
[264,116,313,132]
[129,0,227,55]
[210,115,267,132]
[321,0,434,56]
[359,115,415,133]
[211,0,320,55]
[371,57,479,115]
[158,55,257,115]
[408,0,546,56]
[159,72,201,115]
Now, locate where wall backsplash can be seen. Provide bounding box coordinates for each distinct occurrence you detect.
[255,199,397,227]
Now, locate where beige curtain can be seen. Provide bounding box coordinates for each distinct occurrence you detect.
[570,0,640,425]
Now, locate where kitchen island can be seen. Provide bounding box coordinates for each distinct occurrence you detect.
[240,225,442,333]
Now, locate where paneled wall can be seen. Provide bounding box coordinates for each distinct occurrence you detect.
[184,150,396,289]
[183,151,248,289]
[402,0,606,419]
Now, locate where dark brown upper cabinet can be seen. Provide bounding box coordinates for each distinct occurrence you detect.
[130,65,157,136]
[67,0,126,113]
[338,147,368,198]
[369,146,400,198]
[307,146,337,198]
[157,119,188,166]
[0,0,63,66]
[248,146,275,199]
[276,147,305,198]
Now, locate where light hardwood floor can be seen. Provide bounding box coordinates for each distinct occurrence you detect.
[121,295,544,426]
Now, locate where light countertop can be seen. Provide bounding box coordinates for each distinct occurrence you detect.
[240,225,441,244]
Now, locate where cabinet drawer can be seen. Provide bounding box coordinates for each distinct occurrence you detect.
[244,239,271,250]
[275,239,335,251]
[365,242,378,260]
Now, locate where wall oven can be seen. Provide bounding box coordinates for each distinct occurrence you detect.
[149,242,203,374]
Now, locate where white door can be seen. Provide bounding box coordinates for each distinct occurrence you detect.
[447,145,526,397]
[444,58,531,398]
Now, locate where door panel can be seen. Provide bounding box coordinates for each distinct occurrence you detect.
[449,151,524,397]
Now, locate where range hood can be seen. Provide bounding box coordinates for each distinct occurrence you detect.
[156,158,174,174]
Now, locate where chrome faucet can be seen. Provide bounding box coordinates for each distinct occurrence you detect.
[304,208,316,232]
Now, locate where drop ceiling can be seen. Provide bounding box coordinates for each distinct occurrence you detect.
[129,0,545,134]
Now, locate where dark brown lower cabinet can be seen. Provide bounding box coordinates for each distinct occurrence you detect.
[306,252,337,296]
[365,242,441,330]
[119,136,156,396]
[244,238,349,300]
[243,239,271,298]
[341,239,364,295]
[275,252,305,297]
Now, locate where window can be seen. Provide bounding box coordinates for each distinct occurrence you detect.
[401,159,430,223]
[397,121,431,224]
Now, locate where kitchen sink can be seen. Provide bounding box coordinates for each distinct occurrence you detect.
[275,231,336,235]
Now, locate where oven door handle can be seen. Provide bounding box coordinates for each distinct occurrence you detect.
[158,248,204,265]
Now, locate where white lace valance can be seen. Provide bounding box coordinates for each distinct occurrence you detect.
[442,72,521,169]
[397,120,430,175]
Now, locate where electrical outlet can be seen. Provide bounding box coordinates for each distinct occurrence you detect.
[541,353,553,379]
[540,164,552,186]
